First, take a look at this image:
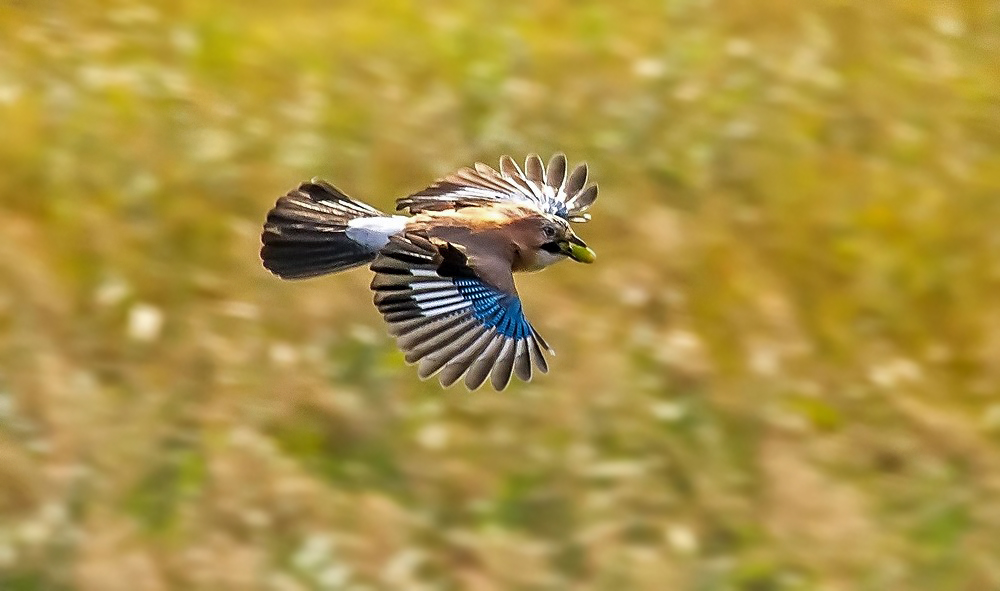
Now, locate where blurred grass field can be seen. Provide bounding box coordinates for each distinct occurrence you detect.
[2,0,1000,589]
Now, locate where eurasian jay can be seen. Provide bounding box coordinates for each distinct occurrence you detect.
[260,154,598,390]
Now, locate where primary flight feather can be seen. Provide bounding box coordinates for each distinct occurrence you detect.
[260,153,599,391]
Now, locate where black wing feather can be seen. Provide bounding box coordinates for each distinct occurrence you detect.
[369,232,552,391]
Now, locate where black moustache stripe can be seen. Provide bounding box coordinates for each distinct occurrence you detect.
[540,241,564,254]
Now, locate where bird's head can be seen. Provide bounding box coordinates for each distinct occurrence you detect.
[509,212,596,270]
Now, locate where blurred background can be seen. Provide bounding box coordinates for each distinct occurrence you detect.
[1,1,999,589]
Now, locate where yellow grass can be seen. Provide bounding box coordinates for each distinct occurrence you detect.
[1,0,999,589]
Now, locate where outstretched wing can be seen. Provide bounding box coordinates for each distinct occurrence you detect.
[396,154,599,223]
[370,232,552,391]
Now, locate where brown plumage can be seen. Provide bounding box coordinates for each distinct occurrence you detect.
[260,154,600,390]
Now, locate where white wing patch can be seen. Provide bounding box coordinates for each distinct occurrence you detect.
[369,233,553,391]
[396,154,599,224]
[345,215,408,250]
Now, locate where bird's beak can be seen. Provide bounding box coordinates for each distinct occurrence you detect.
[564,234,596,264]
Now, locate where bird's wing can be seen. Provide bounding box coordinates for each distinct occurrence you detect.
[370,232,553,391]
[396,154,599,223]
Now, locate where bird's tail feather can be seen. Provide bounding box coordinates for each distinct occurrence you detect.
[261,180,387,279]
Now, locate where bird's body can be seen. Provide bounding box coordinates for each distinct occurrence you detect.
[260,154,599,390]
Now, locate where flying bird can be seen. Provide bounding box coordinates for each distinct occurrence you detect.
[260,154,599,390]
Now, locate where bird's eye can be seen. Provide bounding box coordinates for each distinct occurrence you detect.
[543,226,557,238]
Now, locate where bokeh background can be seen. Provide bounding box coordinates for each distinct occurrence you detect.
[2,1,999,589]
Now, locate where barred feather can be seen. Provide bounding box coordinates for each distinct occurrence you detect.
[261,155,598,390]
[369,232,552,391]
[396,154,599,223]
[261,180,390,279]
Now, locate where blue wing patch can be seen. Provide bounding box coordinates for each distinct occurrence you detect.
[369,233,552,390]
[453,278,532,340]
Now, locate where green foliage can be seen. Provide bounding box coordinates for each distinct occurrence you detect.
[1,0,999,589]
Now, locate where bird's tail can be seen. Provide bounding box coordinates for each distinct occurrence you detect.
[261,180,393,279]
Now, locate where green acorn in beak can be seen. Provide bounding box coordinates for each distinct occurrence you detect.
[564,234,596,264]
